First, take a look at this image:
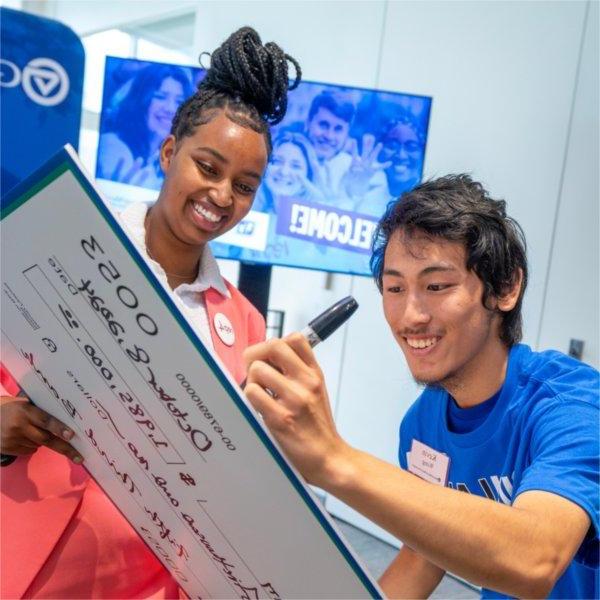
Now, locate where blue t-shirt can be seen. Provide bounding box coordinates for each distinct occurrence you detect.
[399,344,599,599]
[447,389,500,433]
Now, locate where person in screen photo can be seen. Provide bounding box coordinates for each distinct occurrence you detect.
[255,131,324,213]
[304,90,356,199]
[338,112,426,215]
[220,132,325,266]
[96,64,194,190]
[1,27,301,599]
[378,113,426,197]
[305,90,397,216]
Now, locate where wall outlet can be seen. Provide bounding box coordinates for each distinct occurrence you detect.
[568,339,584,360]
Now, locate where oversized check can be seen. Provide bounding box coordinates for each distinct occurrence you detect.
[0,147,382,599]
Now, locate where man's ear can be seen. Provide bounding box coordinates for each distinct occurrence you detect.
[160,135,176,173]
[497,268,524,312]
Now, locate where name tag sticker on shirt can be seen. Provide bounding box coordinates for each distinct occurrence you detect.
[407,439,450,486]
[213,312,235,346]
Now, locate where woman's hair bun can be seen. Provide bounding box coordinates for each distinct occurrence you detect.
[198,27,301,125]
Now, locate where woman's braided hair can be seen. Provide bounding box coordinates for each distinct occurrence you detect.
[171,27,301,154]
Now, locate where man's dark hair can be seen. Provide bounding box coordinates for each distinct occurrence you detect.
[171,27,301,155]
[307,91,355,124]
[370,174,528,346]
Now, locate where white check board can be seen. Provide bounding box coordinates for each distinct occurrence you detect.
[0,146,382,599]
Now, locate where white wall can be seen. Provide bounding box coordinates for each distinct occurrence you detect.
[0,0,23,10]
[537,0,599,366]
[12,0,598,547]
[49,0,196,34]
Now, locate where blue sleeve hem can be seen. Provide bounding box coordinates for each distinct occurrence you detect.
[513,484,598,535]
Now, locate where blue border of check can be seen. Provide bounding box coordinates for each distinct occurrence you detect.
[1,147,382,599]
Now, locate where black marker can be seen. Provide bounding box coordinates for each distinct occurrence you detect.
[241,296,358,389]
[301,295,359,348]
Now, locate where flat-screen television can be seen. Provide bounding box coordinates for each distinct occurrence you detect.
[96,56,432,276]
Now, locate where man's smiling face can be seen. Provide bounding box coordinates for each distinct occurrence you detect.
[382,229,503,388]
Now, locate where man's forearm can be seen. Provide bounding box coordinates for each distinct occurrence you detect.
[379,546,445,599]
[321,445,584,598]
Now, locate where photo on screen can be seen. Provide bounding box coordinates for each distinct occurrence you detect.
[96,56,432,276]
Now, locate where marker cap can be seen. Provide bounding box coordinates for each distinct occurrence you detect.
[307,296,358,343]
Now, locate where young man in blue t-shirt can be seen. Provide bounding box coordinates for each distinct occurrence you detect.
[244,174,599,598]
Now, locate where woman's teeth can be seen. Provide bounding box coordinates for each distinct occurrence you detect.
[193,202,221,223]
[406,337,439,349]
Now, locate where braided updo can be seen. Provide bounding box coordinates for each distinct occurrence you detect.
[171,27,301,155]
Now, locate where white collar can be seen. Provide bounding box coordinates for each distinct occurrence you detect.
[118,202,230,298]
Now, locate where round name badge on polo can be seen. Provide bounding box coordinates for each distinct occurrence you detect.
[213,312,235,346]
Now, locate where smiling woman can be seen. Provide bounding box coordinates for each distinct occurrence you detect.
[145,110,269,288]
[0,26,301,599]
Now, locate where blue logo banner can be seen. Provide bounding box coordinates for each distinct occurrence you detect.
[0,7,84,203]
